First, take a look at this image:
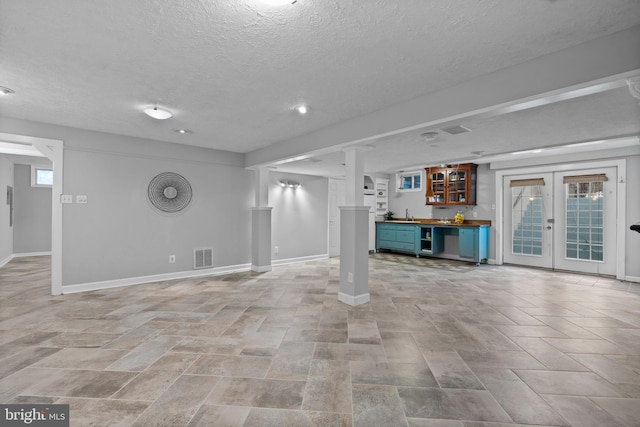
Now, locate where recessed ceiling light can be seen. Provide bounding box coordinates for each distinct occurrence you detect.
[293,104,309,115]
[174,129,192,135]
[0,86,15,96]
[143,106,173,120]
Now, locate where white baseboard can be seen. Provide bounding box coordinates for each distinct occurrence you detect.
[272,254,329,266]
[338,291,370,306]
[0,252,53,269]
[12,251,52,258]
[62,254,332,294]
[62,263,252,294]
[251,264,272,273]
[625,275,640,283]
[0,254,12,268]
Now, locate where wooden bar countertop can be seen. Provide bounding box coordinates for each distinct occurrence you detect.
[376,218,491,227]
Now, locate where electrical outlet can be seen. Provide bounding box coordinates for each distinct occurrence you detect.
[348,272,353,283]
[473,210,478,218]
[274,246,279,254]
[169,255,175,263]
[61,194,73,204]
[76,195,88,204]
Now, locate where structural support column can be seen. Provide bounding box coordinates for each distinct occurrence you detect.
[251,167,272,273]
[338,147,370,306]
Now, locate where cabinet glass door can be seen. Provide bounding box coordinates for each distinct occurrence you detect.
[448,170,467,203]
[430,171,445,203]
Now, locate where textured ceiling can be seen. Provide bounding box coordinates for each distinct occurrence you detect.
[1,0,639,166]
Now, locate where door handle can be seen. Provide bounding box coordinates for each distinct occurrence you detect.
[546,226,552,230]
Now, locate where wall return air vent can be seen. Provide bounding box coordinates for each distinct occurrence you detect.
[194,247,213,269]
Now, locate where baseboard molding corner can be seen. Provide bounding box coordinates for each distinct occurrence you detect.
[0,254,13,268]
[251,264,272,273]
[338,291,370,306]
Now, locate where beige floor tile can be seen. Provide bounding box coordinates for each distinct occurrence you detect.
[3,255,640,426]
[206,377,306,409]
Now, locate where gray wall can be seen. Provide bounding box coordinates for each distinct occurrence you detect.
[270,172,328,261]
[13,164,52,254]
[0,155,14,263]
[0,117,254,286]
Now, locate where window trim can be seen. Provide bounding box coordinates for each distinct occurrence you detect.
[396,170,423,192]
[30,165,53,188]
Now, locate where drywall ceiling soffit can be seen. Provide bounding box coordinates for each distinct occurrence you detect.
[274,84,640,176]
[2,0,640,157]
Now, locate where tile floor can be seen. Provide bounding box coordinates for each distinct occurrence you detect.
[1,255,640,426]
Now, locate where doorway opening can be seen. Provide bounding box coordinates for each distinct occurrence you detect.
[0,132,63,295]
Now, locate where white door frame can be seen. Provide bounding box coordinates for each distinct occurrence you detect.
[495,158,626,280]
[0,132,63,295]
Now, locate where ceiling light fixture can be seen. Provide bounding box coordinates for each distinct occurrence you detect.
[0,86,15,96]
[293,104,309,115]
[174,129,192,135]
[143,106,173,120]
[279,180,301,189]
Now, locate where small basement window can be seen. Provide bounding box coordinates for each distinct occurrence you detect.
[31,166,53,187]
[397,170,422,192]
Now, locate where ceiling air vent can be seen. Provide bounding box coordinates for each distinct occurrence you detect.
[441,125,471,135]
[194,247,213,269]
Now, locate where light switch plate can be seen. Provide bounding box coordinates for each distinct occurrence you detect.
[61,194,73,204]
[76,195,88,204]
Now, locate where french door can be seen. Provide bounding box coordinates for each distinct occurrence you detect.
[503,167,617,275]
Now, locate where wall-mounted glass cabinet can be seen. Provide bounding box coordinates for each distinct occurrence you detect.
[425,163,477,205]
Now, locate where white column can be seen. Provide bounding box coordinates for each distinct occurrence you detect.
[338,147,370,306]
[344,147,364,206]
[251,167,272,273]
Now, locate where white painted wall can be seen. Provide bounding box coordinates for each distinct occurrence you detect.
[0,155,14,264]
[270,172,328,261]
[13,164,52,254]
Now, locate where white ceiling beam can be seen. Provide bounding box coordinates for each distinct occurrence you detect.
[245,25,640,168]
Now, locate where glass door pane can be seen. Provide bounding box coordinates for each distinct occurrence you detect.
[511,186,544,256]
[432,171,445,203]
[565,181,604,261]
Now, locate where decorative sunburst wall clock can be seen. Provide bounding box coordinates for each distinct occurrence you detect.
[147,172,192,213]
